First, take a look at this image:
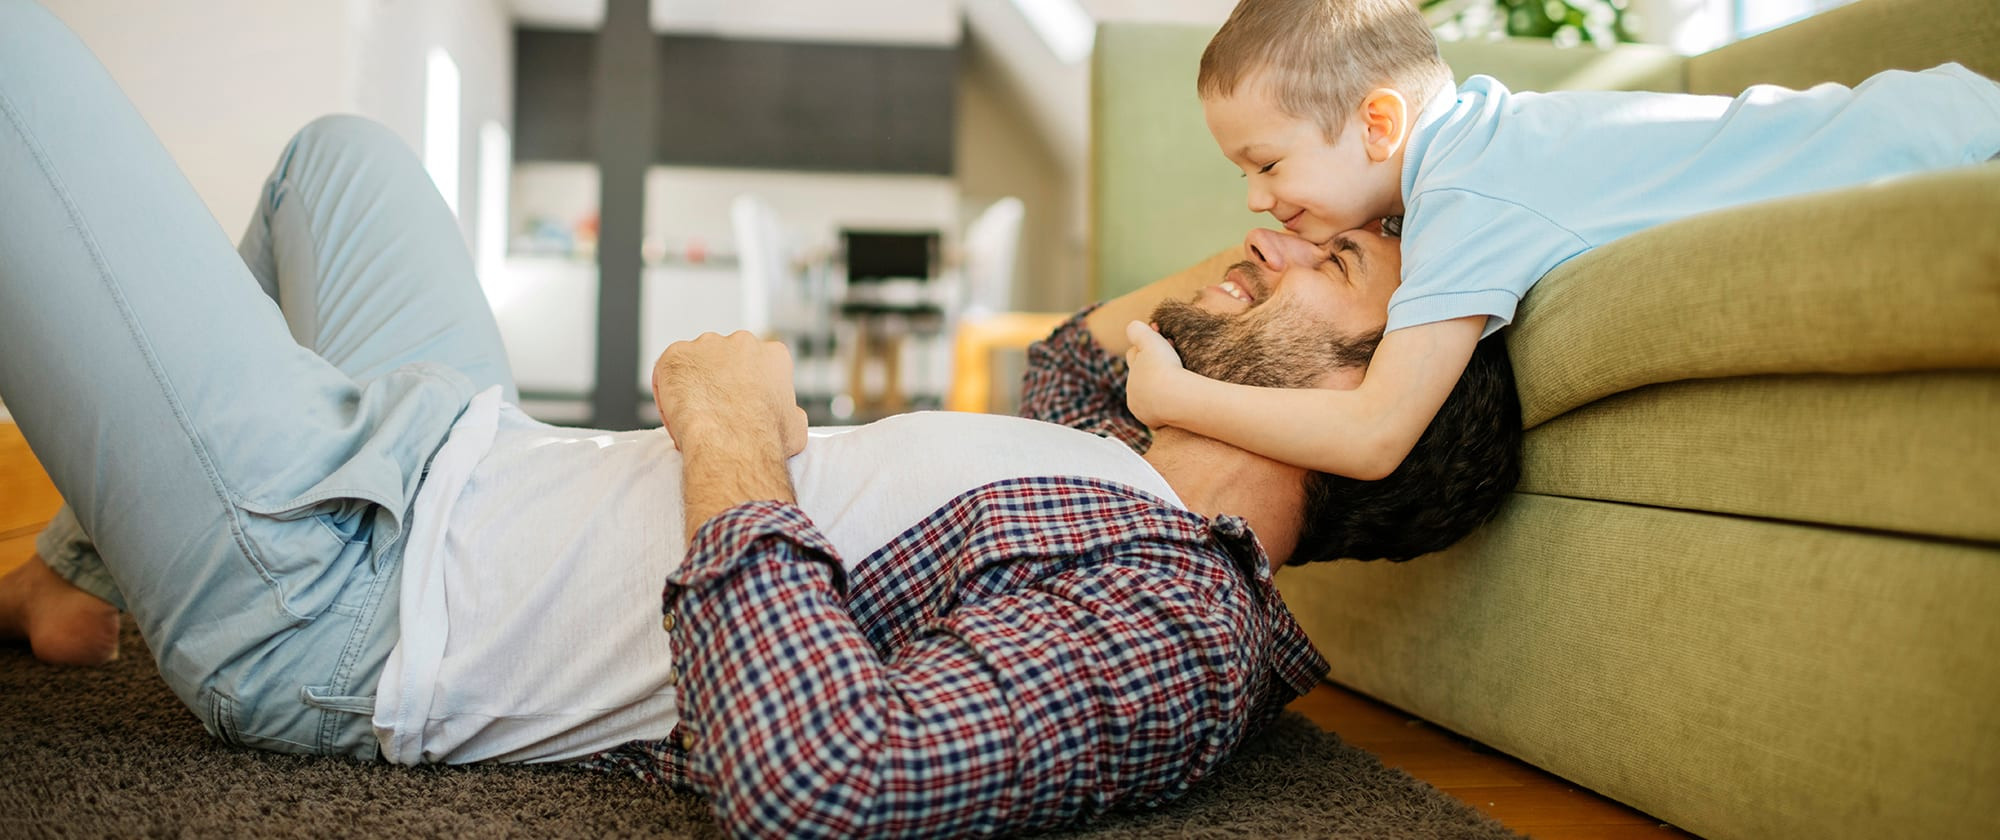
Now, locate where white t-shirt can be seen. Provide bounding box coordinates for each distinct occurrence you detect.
[373,388,1182,765]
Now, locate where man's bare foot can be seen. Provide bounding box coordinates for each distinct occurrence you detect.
[0,553,121,666]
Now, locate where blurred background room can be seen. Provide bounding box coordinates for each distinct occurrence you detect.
[4,0,1854,429]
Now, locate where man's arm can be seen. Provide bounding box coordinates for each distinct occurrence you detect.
[1083,244,1246,355]
[663,500,1267,836]
[653,330,806,541]
[652,333,1276,837]
[1021,244,1248,450]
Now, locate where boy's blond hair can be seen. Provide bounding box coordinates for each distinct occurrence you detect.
[1199,0,1452,140]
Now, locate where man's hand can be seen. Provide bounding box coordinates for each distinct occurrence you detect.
[653,331,808,459]
[1123,320,1196,429]
[652,331,808,543]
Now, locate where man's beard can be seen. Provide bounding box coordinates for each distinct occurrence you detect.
[1148,266,1380,389]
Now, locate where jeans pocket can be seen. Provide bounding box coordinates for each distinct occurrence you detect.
[302,685,377,716]
[208,687,320,756]
[311,498,377,545]
[237,501,375,622]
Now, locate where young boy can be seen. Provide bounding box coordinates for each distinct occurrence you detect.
[1122,0,2000,481]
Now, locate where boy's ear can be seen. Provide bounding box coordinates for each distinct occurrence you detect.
[1357,88,1410,162]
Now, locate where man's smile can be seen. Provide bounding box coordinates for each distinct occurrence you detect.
[1217,262,1266,306]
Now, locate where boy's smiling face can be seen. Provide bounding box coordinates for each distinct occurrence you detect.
[1203,78,1405,248]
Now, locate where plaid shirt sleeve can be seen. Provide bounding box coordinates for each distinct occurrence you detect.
[1019,306,1152,452]
[660,495,1275,838]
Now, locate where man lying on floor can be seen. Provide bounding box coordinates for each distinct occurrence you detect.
[0,2,1518,835]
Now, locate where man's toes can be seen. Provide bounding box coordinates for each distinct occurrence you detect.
[30,600,121,666]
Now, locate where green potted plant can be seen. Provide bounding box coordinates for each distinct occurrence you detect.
[1422,0,1634,47]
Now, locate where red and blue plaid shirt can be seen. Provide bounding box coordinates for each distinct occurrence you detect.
[583,309,1326,837]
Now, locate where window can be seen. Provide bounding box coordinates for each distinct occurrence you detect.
[1733,0,1855,40]
[1009,0,1093,64]
[425,47,462,216]
[477,120,511,284]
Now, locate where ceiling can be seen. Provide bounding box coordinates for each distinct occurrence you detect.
[506,0,1241,177]
[507,0,1238,40]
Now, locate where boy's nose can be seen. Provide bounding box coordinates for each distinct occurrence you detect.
[1243,227,1318,273]
[1246,184,1275,214]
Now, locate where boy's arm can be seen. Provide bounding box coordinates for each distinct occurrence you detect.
[1019,243,1247,451]
[1128,316,1485,480]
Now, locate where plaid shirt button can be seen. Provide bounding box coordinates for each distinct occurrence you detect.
[679,730,696,750]
[661,612,676,632]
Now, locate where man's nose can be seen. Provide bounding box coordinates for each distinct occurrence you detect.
[1243,227,1315,273]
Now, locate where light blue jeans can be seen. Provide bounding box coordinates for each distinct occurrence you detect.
[0,0,516,760]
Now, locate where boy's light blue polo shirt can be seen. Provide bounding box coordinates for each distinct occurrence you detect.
[1390,63,2000,336]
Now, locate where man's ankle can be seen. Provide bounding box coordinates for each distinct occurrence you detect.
[1,554,122,666]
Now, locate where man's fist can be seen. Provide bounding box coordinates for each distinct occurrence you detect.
[652,331,808,459]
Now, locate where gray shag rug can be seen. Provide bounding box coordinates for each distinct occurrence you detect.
[0,625,1521,838]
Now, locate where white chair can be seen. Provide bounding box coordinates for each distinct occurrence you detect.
[730,194,835,412]
[945,197,1070,414]
[956,196,1025,319]
[730,194,788,339]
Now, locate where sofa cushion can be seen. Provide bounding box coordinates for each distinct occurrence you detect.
[1275,493,2000,840]
[1519,370,2000,542]
[1510,162,2000,429]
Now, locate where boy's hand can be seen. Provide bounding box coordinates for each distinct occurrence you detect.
[1123,320,1194,428]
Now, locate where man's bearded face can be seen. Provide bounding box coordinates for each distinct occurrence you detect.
[1148,262,1379,390]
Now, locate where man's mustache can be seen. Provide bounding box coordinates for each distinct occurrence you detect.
[1220,261,1267,304]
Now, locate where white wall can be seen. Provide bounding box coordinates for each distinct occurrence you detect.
[1625,0,1736,53]
[510,0,961,45]
[352,0,516,247]
[37,0,358,237]
[509,163,958,266]
[956,40,1080,312]
[6,1,514,420]
[35,0,512,243]
[499,162,959,404]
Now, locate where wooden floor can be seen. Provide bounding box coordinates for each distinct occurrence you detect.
[0,422,1695,838]
[1285,683,1696,838]
[1,423,62,571]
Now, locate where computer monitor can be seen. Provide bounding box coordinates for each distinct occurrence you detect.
[842,229,939,283]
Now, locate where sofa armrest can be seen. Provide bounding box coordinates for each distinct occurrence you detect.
[1688,0,2000,94]
[1511,163,2000,429]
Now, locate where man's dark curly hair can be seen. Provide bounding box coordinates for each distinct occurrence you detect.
[1290,332,1521,564]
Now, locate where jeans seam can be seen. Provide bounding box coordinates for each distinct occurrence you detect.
[318,539,398,752]
[0,76,270,599]
[267,132,301,215]
[312,512,346,545]
[211,691,241,746]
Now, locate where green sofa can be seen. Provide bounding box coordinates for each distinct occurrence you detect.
[1090,2,2000,838]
